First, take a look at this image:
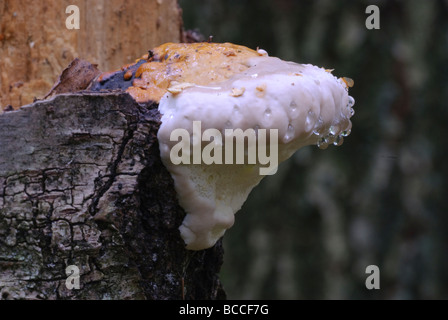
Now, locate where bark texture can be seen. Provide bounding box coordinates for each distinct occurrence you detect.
[0,92,225,299]
[0,0,183,110]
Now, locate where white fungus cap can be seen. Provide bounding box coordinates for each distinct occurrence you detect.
[157,54,354,250]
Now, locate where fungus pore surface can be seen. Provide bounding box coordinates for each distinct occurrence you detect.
[121,43,355,250]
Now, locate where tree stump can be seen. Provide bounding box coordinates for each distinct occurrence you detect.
[0,92,225,299]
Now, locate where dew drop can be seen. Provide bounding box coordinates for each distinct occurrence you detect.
[288,101,300,119]
[283,124,295,143]
[264,108,272,118]
[290,101,297,111]
[305,110,316,132]
[313,116,324,136]
[317,137,329,149]
[333,135,344,146]
[225,120,232,129]
[348,96,355,108]
[326,133,336,145]
[349,108,355,117]
[341,129,351,137]
[329,125,337,136]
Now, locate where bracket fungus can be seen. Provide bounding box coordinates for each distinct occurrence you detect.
[91,42,355,250]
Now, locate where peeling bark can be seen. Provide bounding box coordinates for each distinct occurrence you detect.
[0,92,225,300]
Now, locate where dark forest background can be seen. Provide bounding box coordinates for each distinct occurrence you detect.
[180,0,448,299]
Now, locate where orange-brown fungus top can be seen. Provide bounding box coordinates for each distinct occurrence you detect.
[126,42,261,103]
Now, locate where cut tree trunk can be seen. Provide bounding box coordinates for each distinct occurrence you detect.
[0,92,225,300]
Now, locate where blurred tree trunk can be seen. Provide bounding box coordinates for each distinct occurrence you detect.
[0,0,226,300]
[0,0,183,110]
